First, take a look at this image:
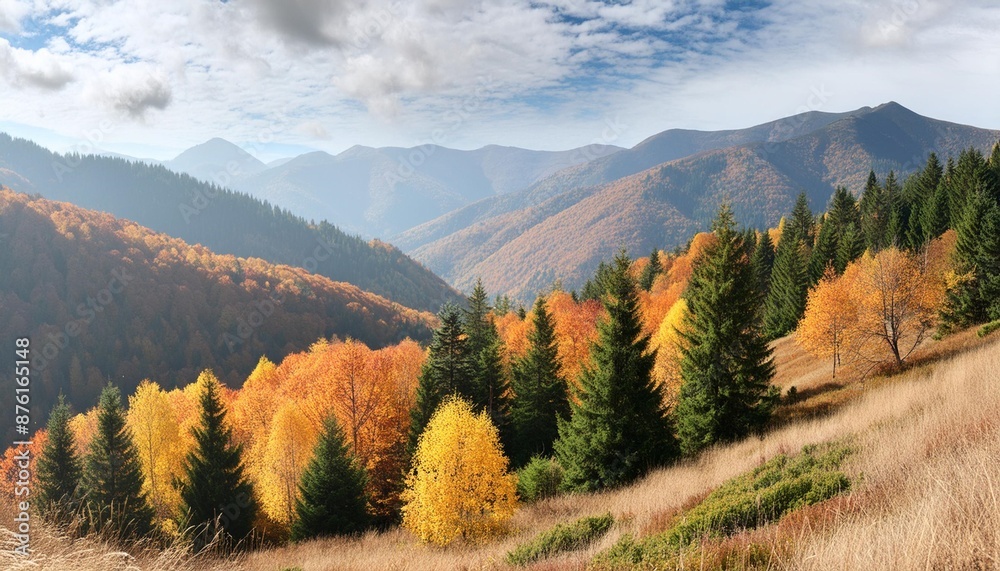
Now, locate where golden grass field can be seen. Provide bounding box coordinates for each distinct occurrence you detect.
[4,329,999,570]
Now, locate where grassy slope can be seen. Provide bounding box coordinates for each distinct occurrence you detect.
[4,330,999,570]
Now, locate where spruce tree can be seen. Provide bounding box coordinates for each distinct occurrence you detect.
[178,373,257,551]
[463,279,513,444]
[834,223,864,273]
[763,219,808,339]
[883,171,906,247]
[675,204,778,456]
[787,192,815,249]
[639,249,662,291]
[554,250,676,492]
[510,296,570,468]
[908,153,944,247]
[291,415,369,541]
[860,170,885,250]
[750,230,775,299]
[407,303,474,455]
[36,395,83,528]
[82,385,155,540]
[808,215,837,283]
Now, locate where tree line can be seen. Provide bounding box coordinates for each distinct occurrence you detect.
[7,142,999,551]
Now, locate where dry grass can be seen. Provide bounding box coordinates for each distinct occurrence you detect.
[4,329,1000,570]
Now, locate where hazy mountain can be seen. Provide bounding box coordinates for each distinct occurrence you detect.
[0,133,463,311]
[393,107,864,253]
[231,143,622,237]
[166,137,267,183]
[0,189,434,440]
[403,102,1000,300]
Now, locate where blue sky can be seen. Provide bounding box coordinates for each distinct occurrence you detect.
[0,0,998,162]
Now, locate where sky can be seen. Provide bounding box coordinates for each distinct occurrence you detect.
[0,0,998,162]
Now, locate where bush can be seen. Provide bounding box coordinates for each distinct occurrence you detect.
[593,443,851,568]
[517,456,564,502]
[978,320,1000,338]
[506,513,614,566]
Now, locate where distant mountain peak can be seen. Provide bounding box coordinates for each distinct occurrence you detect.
[168,137,266,180]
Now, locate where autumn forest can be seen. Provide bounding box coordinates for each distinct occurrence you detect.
[3,136,1000,569]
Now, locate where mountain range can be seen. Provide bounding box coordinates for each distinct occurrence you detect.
[397,102,1000,298]
[4,102,998,303]
[0,134,462,312]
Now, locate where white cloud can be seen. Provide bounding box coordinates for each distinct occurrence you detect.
[0,0,996,159]
[0,0,31,33]
[0,38,74,89]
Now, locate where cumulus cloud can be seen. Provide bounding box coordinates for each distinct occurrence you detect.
[0,39,74,89]
[0,0,31,33]
[85,65,172,118]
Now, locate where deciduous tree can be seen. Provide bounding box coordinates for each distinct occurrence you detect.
[401,398,517,546]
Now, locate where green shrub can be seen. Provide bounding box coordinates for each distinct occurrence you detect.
[506,513,614,566]
[978,320,1000,338]
[516,456,564,503]
[592,443,851,568]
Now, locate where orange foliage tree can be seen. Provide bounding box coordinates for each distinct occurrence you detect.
[797,268,857,378]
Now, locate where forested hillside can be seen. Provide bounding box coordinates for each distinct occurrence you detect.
[0,134,462,312]
[0,189,434,441]
[401,103,1000,299]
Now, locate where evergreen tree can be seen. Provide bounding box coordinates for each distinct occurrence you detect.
[787,192,815,249]
[510,296,570,468]
[750,230,775,299]
[809,187,861,280]
[639,249,663,291]
[581,260,614,301]
[407,304,474,455]
[860,170,885,250]
[946,148,988,229]
[921,181,950,242]
[883,171,906,247]
[808,215,837,283]
[82,384,155,540]
[36,395,83,528]
[463,279,513,444]
[940,183,1000,332]
[834,222,864,273]
[291,415,369,541]
[763,216,809,339]
[675,204,778,456]
[908,153,944,247]
[554,250,676,492]
[178,373,257,551]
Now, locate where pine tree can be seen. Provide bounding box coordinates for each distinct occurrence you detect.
[763,217,808,339]
[37,395,83,528]
[407,304,474,456]
[82,384,155,540]
[750,230,775,299]
[675,204,778,456]
[291,415,369,541]
[510,296,570,468]
[554,250,676,492]
[639,249,662,291]
[178,372,257,551]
